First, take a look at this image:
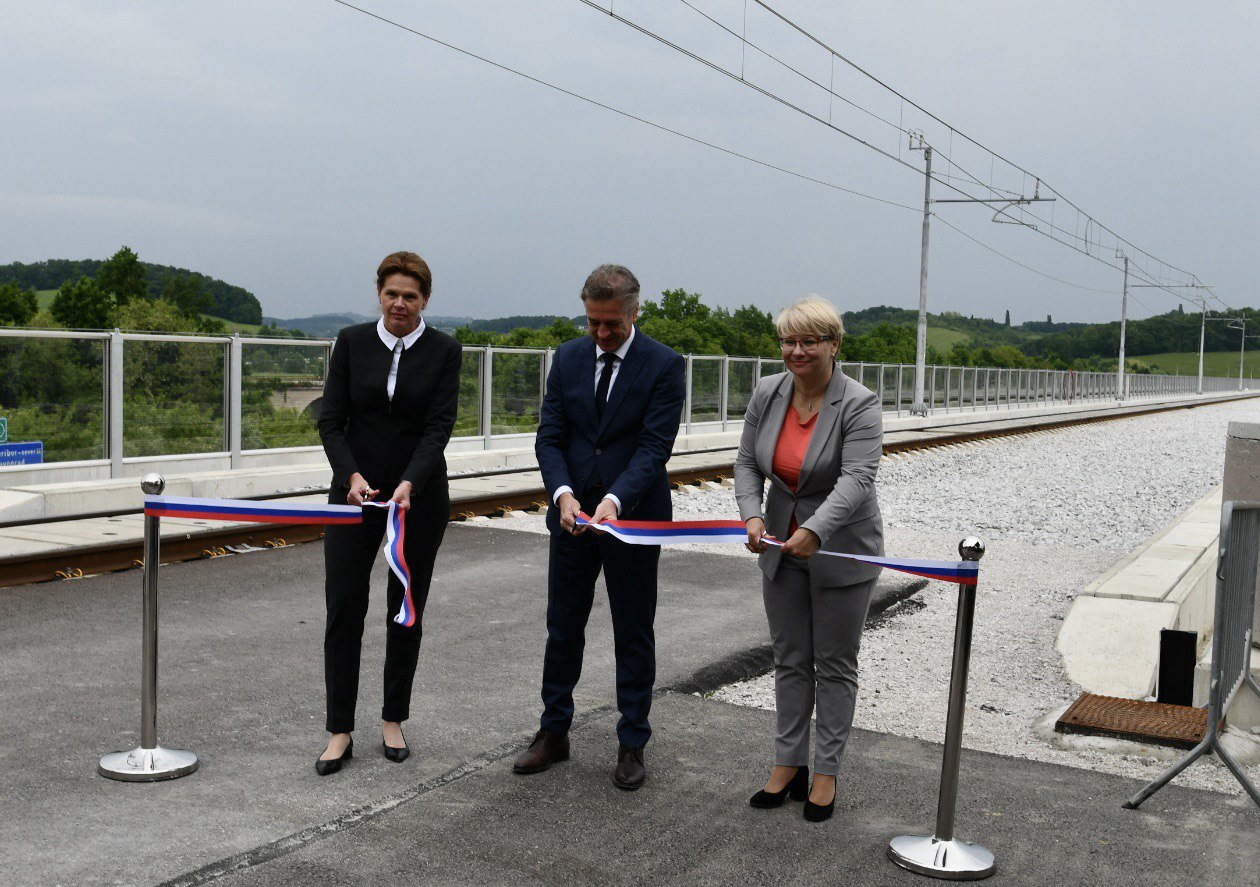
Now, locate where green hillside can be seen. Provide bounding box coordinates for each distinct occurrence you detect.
[1137,350,1260,378]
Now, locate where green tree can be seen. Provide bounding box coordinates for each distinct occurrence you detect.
[0,281,38,326]
[97,246,147,305]
[162,273,214,318]
[1004,309,1011,327]
[115,297,202,333]
[51,277,115,329]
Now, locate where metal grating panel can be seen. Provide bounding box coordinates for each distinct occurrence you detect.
[1055,693,1209,750]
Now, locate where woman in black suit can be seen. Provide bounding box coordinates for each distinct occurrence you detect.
[314,250,462,774]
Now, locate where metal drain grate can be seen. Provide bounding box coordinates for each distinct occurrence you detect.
[1055,693,1209,750]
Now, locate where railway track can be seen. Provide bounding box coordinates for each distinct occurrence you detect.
[0,396,1246,588]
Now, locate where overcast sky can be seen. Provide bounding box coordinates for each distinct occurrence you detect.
[3,1,1255,324]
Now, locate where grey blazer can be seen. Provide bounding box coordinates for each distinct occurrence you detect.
[734,367,885,586]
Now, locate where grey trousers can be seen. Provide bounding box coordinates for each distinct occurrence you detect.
[763,555,876,775]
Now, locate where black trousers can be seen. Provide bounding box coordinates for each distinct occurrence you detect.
[323,491,448,734]
[540,489,660,748]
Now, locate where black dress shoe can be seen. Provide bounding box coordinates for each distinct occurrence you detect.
[803,782,835,822]
[382,730,409,763]
[513,730,570,774]
[749,766,809,808]
[613,744,646,791]
[315,738,353,776]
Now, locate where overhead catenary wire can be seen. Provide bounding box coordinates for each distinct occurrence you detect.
[326,0,1141,299]
[325,0,918,212]
[581,0,1217,307]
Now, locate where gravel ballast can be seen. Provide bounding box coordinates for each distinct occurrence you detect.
[462,396,1260,798]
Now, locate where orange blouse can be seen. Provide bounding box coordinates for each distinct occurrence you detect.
[772,405,817,535]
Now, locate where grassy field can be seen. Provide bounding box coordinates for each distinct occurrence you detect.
[35,289,55,308]
[1137,350,1260,379]
[926,327,970,350]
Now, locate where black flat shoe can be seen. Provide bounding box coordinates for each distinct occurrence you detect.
[803,782,835,822]
[749,767,809,808]
[315,738,353,776]
[382,731,410,763]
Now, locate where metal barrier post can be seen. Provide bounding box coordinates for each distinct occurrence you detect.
[98,474,199,782]
[889,537,994,880]
[1124,502,1260,809]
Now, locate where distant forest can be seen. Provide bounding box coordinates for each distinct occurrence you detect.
[0,257,262,324]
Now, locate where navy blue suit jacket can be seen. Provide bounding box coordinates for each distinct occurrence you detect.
[536,330,685,533]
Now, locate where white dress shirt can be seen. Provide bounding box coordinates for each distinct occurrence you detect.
[553,326,636,515]
[376,316,426,401]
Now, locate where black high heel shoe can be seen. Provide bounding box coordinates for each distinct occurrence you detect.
[803,780,835,822]
[382,729,410,763]
[748,767,809,808]
[315,737,353,776]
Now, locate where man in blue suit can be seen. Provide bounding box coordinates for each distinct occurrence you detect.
[513,264,685,790]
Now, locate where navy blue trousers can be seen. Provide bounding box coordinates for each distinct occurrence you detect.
[540,497,660,749]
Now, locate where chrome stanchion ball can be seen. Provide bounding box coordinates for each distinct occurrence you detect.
[959,536,985,561]
[140,473,166,496]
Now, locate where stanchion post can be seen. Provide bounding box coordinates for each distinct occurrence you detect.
[888,537,994,880]
[98,473,199,782]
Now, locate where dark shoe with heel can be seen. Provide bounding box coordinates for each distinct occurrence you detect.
[613,744,646,790]
[315,737,353,776]
[512,730,570,774]
[803,781,835,822]
[749,766,809,808]
[382,729,409,763]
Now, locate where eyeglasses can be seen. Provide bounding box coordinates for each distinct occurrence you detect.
[777,336,835,351]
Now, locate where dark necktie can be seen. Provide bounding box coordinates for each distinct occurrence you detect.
[595,352,617,419]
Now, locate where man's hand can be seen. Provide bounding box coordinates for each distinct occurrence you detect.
[557,491,583,533]
[589,497,619,528]
[745,517,768,553]
[389,480,413,510]
[347,472,378,506]
[780,527,821,559]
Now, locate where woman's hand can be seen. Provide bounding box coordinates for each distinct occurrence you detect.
[780,527,821,559]
[347,473,378,506]
[745,517,768,553]
[389,480,413,511]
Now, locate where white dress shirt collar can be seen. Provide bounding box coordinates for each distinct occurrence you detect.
[376,315,426,351]
[599,324,635,363]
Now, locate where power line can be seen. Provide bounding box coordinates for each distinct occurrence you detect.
[583,0,1212,298]
[325,0,918,211]
[326,0,1140,298]
[933,216,1116,294]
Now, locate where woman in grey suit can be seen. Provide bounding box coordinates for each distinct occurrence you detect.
[735,297,884,823]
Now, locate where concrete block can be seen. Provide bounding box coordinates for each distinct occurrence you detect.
[1168,549,1218,643]
[1158,521,1220,550]
[1194,646,1260,730]
[1057,595,1178,699]
[0,489,46,523]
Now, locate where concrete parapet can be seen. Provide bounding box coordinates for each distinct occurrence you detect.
[1058,487,1221,699]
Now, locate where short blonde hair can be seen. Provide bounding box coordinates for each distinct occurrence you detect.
[776,296,844,342]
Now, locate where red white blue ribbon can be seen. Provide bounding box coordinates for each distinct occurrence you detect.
[144,495,362,525]
[145,495,418,625]
[365,501,415,627]
[575,513,978,586]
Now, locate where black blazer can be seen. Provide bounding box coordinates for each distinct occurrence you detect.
[318,321,463,497]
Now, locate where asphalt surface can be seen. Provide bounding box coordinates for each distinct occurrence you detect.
[2,523,1255,886]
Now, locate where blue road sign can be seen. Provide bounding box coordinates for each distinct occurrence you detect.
[0,442,43,465]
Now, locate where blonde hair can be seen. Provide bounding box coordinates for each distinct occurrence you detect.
[775,296,844,342]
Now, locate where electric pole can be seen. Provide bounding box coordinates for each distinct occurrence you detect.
[1117,253,1129,400]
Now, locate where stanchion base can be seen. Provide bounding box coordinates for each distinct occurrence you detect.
[888,834,995,880]
[98,745,199,782]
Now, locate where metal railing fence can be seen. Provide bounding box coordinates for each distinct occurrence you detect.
[0,328,1255,475]
[1125,502,1260,809]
